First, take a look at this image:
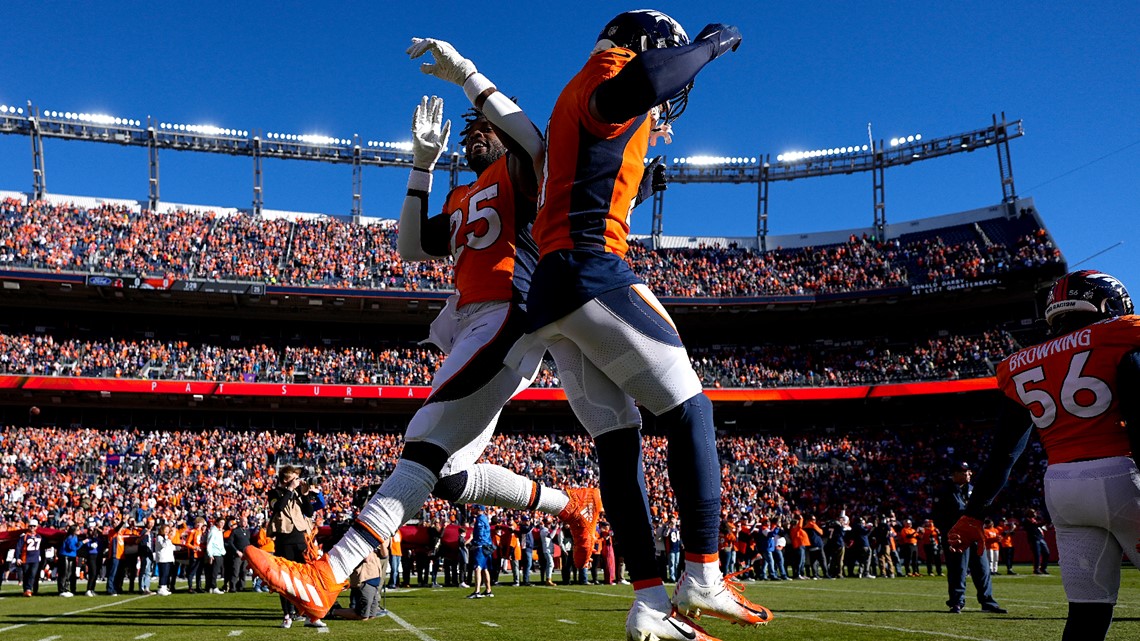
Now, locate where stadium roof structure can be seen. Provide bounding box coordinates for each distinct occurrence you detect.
[1,100,1020,243]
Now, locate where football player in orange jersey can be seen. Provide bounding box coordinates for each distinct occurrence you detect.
[246,38,668,620]
[949,270,1140,641]
[517,10,768,641]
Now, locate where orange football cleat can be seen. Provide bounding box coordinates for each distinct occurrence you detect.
[244,545,345,620]
[559,487,603,569]
[673,568,773,626]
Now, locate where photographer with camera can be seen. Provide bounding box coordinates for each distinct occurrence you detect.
[267,466,325,629]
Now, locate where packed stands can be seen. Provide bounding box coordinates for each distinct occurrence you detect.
[0,424,1046,539]
[0,199,1063,296]
[0,329,1018,388]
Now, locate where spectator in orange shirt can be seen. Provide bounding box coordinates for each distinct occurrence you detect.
[898,519,920,577]
[789,514,811,579]
[919,519,942,577]
[719,521,738,576]
[983,519,1001,574]
[107,522,127,595]
[999,518,1017,575]
[185,517,207,593]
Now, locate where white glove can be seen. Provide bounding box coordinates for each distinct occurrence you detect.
[407,37,477,86]
[411,95,450,171]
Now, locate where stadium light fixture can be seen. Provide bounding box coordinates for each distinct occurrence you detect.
[162,122,246,137]
[777,142,870,163]
[678,155,754,166]
[890,133,923,147]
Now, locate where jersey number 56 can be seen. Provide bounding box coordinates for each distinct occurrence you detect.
[1011,350,1112,429]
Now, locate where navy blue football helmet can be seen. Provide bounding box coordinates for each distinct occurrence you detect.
[1045,270,1134,335]
[594,9,692,125]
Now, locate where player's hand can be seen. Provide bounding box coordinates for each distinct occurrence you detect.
[947,516,986,555]
[411,95,451,171]
[407,37,477,86]
[695,23,742,60]
[635,156,667,207]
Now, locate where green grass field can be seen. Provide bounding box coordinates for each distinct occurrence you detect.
[2,567,1138,641]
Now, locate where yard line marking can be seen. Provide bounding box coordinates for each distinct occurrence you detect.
[480,622,500,627]
[228,631,243,637]
[134,634,155,640]
[378,628,439,633]
[779,613,1001,641]
[558,619,578,624]
[315,628,328,634]
[385,610,441,641]
[0,593,151,633]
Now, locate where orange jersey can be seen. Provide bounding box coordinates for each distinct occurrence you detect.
[439,155,536,307]
[997,315,1139,464]
[534,47,652,260]
[390,530,402,557]
[983,527,1001,551]
[1000,528,1015,548]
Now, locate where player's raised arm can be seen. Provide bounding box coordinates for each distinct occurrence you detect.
[398,95,453,262]
[590,21,741,126]
[948,396,1033,553]
[408,37,544,195]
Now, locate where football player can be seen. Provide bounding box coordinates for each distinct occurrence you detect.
[520,10,768,641]
[245,65,598,619]
[948,270,1140,641]
[246,38,665,621]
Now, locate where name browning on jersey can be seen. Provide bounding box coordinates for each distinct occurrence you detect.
[1006,328,1092,371]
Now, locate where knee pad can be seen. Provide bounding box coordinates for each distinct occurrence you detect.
[400,441,450,476]
[432,471,470,502]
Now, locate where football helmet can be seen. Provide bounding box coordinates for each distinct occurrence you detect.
[1044,270,1133,335]
[594,9,691,125]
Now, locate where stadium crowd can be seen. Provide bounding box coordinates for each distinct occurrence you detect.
[0,329,1018,388]
[0,199,1062,295]
[1,422,1048,594]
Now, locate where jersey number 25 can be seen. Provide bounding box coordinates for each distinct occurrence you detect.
[450,184,502,256]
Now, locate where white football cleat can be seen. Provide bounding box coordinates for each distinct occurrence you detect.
[672,571,773,626]
[626,600,722,641]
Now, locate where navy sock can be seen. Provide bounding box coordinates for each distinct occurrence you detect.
[661,393,721,555]
[593,427,658,582]
[1063,602,1113,641]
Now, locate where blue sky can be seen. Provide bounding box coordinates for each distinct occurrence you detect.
[1,1,1137,290]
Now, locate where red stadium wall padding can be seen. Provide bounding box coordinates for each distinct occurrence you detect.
[0,375,998,401]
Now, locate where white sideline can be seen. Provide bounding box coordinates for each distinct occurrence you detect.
[134,634,155,639]
[0,594,151,633]
[779,613,1002,641]
[385,610,441,641]
[555,586,1007,641]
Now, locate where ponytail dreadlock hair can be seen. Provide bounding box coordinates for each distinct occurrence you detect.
[458,96,520,148]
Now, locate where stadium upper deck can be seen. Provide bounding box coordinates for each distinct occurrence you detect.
[0,192,1064,308]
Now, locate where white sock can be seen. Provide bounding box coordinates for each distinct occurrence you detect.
[459,464,569,514]
[686,559,721,585]
[633,582,671,611]
[326,529,374,584]
[326,459,437,583]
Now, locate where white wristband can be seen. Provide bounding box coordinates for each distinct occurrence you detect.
[463,72,497,107]
[407,169,432,192]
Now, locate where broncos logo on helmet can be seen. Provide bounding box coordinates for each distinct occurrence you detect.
[593,9,692,126]
[1045,270,1134,335]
